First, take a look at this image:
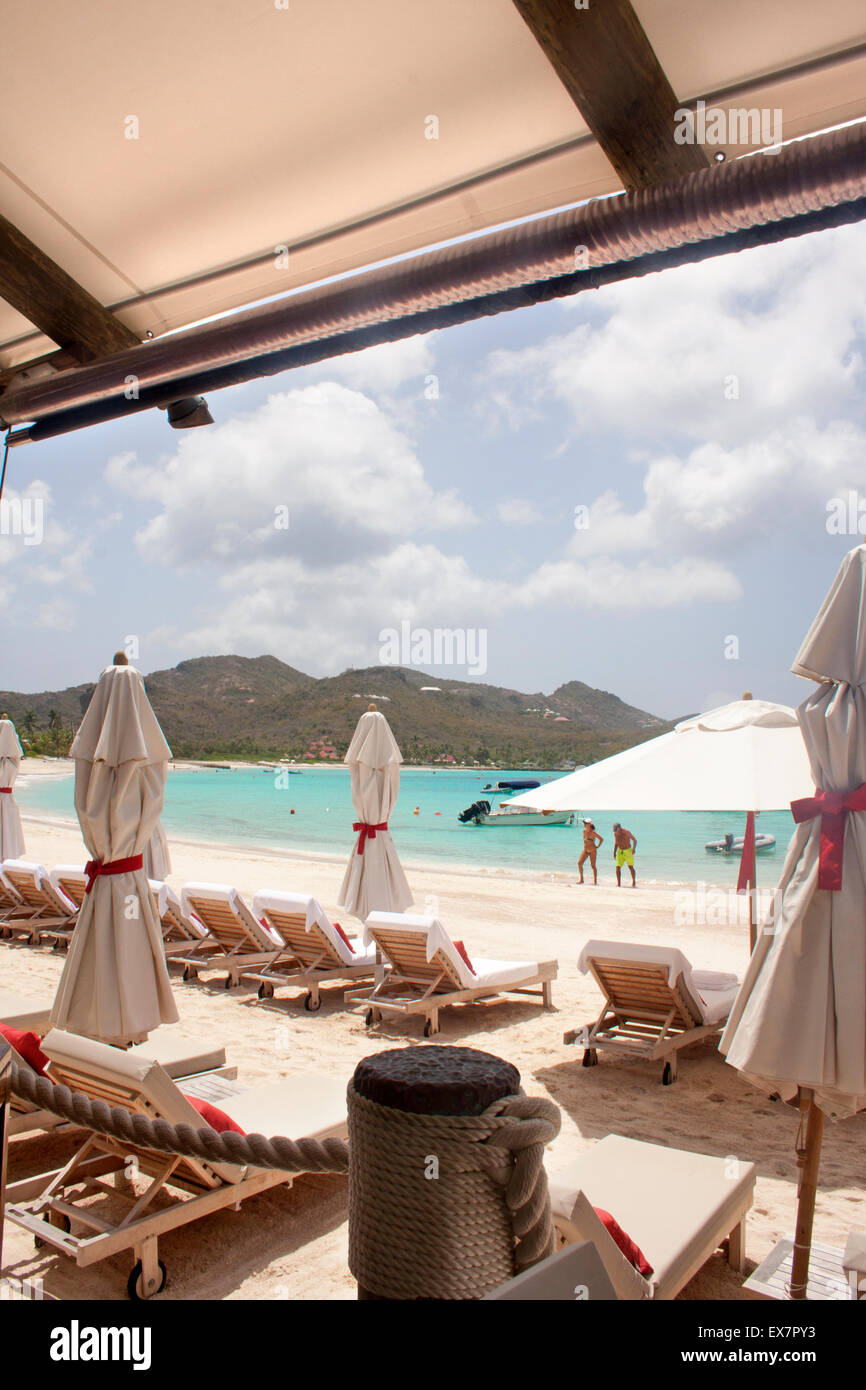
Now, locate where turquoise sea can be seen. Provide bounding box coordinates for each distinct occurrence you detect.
[16,765,795,886]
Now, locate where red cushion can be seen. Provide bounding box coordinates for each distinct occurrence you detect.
[594,1207,654,1277]
[331,921,355,954]
[183,1094,246,1135]
[452,939,475,975]
[0,1023,49,1076]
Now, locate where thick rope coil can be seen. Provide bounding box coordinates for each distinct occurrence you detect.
[9,1060,349,1173]
[347,1084,561,1299]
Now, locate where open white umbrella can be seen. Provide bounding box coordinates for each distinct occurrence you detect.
[721,543,866,1298]
[511,695,813,947]
[337,704,412,921]
[49,663,178,1045]
[0,716,25,859]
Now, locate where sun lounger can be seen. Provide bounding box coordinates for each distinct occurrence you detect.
[549,1134,756,1300]
[178,882,295,985]
[348,912,557,1036]
[4,1028,348,1298]
[245,890,379,1009]
[0,859,78,948]
[565,940,740,1083]
[2,1021,237,1139]
[482,1239,618,1300]
[0,872,24,917]
[148,879,224,969]
[48,864,88,910]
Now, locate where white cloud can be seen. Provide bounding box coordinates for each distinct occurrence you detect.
[304,336,435,394]
[151,542,507,674]
[569,419,866,559]
[496,498,544,524]
[518,555,741,610]
[106,383,475,569]
[0,480,92,597]
[487,223,866,445]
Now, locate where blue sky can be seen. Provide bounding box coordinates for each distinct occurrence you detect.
[2,218,864,720]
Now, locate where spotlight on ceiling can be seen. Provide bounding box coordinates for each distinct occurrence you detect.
[165,396,214,429]
[714,150,727,163]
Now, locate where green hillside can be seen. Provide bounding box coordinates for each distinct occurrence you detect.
[1,655,669,766]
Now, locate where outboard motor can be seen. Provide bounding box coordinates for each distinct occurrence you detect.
[458,799,490,824]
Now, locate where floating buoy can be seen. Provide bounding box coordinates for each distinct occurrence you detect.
[413,807,420,815]
[290,808,295,814]
[435,811,442,816]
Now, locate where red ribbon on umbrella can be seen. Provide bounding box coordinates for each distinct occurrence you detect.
[84,854,144,894]
[352,822,388,855]
[790,782,866,891]
[0,787,11,794]
[736,811,756,895]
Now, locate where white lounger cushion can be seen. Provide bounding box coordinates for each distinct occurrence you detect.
[578,940,739,1027]
[147,878,169,919]
[217,1075,348,1142]
[253,889,375,966]
[549,1135,756,1300]
[181,881,283,948]
[132,1029,227,1078]
[0,988,53,1033]
[365,912,543,990]
[2,859,76,913]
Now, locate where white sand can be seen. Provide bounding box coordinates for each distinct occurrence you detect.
[3,808,864,1302]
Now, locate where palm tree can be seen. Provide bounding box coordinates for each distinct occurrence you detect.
[22,708,37,738]
[48,709,62,755]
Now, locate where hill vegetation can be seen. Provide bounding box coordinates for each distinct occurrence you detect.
[1,655,669,767]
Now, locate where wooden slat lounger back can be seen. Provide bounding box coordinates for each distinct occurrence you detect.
[368,926,462,992]
[590,957,702,1032]
[260,908,340,968]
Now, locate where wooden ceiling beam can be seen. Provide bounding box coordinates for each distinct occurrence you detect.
[512,0,712,187]
[0,212,139,363]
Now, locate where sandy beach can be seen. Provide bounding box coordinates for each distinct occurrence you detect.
[3,800,864,1302]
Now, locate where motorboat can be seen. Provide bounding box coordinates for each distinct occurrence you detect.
[705,832,776,854]
[458,779,574,827]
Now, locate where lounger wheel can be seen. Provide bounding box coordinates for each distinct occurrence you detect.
[127,1259,167,1301]
[582,1048,598,1068]
[304,993,321,1012]
[662,1062,673,1086]
[423,1020,438,1038]
[223,976,234,990]
[34,1212,70,1247]
[258,982,275,1000]
[364,1009,373,1027]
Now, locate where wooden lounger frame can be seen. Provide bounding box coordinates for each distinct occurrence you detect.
[4,1057,290,1299]
[154,890,225,968]
[0,867,76,949]
[243,904,379,1010]
[174,891,296,986]
[565,955,722,1084]
[347,923,556,1036]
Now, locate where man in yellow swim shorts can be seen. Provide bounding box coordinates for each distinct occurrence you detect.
[612,822,637,887]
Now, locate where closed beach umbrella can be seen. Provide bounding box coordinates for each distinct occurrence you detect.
[49,662,178,1045]
[511,695,813,947]
[721,543,866,1297]
[0,715,25,859]
[338,704,412,921]
[143,819,172,879]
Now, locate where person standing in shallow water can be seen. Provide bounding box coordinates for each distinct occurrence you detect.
[613,821,637,887]
[578,819,603,884]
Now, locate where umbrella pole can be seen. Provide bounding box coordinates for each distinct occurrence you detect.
[789,1088,825,1299]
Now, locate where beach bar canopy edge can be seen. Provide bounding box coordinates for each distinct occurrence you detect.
[1,0,865,441]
